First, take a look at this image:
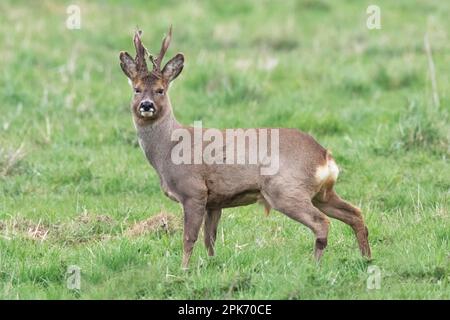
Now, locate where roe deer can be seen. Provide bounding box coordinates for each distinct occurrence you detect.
[119,27,371,268]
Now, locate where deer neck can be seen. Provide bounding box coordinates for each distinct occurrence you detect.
[135,100,181,171]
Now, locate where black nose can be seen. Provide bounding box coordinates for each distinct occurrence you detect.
[140,101,154,112]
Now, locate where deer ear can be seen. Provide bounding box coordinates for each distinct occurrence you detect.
[162,53,184,82]
[119,51,138,80]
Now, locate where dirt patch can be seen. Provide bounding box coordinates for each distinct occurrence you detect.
[125,212,181,237]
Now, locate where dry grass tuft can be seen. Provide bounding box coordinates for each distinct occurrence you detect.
[0,143,26,176]
[76,212,114,225]
[0,218,49,241]
[0,212,117,244]
[125,212,181,237]
[51,211,117,244]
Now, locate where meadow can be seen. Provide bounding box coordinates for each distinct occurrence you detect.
[0,0,449,299]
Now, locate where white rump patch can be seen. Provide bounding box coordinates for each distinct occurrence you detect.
[328,158,339,181]
[315,158,339,184]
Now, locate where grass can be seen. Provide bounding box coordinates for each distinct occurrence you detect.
[0,0,449,299]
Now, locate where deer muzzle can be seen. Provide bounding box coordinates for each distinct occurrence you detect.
[139,100,156,118]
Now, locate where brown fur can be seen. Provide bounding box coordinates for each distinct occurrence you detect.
[119,28,371,268]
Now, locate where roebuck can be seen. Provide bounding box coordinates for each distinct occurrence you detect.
[119,27,371,268]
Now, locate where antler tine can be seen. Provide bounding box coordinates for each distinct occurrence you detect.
[153,25,173,73]
[134,30,148,74]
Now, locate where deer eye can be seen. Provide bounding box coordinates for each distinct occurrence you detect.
[156,88,164,95]
[134,88,141,94]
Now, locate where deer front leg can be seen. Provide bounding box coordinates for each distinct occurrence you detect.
[182,198,206,269]
[204,208,222,256]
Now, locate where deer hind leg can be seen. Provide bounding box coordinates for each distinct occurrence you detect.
[266,192,330,261]
[313,189,371,258]
[204,208,222,256]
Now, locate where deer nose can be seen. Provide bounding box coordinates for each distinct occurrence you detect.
[140,100,155,112]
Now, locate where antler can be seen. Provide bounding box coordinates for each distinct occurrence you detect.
[132,26,173,78]
[133,30,149,77]
[149,25,173,76]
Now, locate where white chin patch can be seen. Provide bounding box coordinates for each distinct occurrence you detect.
[140,110,154,117]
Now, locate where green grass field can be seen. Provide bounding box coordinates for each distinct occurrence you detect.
[0,0,449,299]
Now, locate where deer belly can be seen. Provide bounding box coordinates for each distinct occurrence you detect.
[206,189,260,208]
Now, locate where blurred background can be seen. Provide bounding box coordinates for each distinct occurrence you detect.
[0,0,448,299]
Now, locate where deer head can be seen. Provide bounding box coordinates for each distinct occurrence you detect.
[119,26,184,125]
